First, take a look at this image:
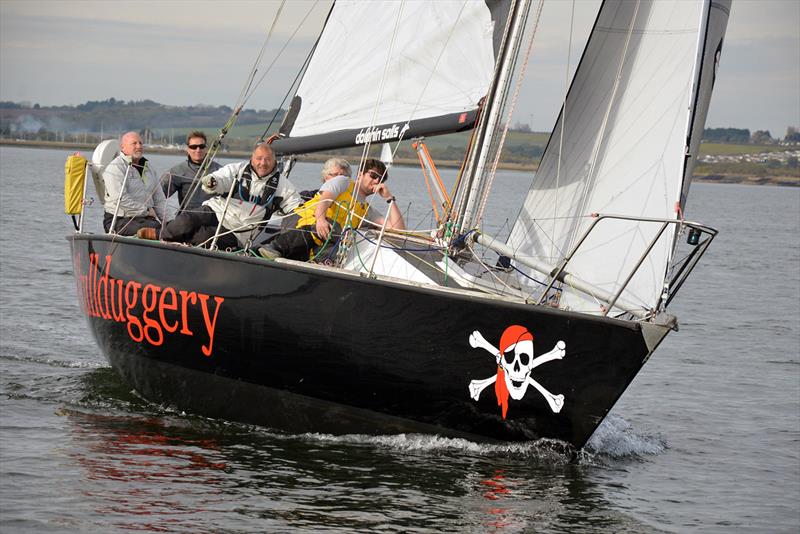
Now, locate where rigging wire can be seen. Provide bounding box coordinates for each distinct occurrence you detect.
[473,0,544,226]
[242,0,322,108]
[178,2,289,213]
[449,0,520,231]
[464,239,527,300]
[335,0,472,253]
[446,104,483,218]
[181,2,326,218]
[258,29,322,142]
[553,0,575,262]
[338,0,406,252]
[236,1,288,111]
[382,1,470,166]
[568,0,641,255]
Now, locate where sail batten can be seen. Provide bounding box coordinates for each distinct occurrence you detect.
[272,0,511,156]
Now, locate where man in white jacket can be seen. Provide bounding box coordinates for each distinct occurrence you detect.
[138,143,302,250]
[103,131,166,235]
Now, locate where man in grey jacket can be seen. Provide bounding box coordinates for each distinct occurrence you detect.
[102,131,166,235]
[160,131,221,215]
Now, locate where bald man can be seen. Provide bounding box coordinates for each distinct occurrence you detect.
[138,143,302,250]
[102,131,167,235]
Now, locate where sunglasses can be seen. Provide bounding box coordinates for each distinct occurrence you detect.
[188,144,207,150]
[366,170,384,182]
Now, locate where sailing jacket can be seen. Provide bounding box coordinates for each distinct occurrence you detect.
[160,157,222,211]
[201,161,303,246]
[102,154,167,219]
[294,175,377,245]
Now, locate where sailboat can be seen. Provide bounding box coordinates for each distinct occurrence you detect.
[67,0,730,449]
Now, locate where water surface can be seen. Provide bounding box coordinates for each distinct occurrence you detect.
[1,146,798,532]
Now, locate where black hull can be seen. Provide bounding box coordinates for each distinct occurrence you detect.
[68,235,670,449]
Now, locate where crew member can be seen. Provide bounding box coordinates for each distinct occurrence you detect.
[102,131,166,235]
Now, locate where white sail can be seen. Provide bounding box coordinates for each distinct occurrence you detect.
[273,0,511,155]
[380,143,393,168]
[679,0,732,211]
[506,0,729,315]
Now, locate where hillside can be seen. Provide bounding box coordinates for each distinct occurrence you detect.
[0,99,283,142]
[1,99,797,185]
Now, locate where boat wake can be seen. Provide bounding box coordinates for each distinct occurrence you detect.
[583,414,668,460]
[293,418,666,464]
[285,432,576,463]
[0,352,106,369]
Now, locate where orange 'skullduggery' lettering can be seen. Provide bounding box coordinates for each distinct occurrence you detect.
[78,253,224,357]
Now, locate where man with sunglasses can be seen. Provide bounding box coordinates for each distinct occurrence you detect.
[259,158,405,261]
[160,131,221,216]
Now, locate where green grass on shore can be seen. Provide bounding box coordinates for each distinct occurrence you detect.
[4,133,797,185]
[156,125,792,157]
[699,143,791,155]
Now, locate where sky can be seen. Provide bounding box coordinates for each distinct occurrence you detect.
[1,0,798,137]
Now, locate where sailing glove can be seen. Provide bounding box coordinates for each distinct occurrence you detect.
[201,175,217,193]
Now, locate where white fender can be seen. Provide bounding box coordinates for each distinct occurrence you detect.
[90,139,119,200]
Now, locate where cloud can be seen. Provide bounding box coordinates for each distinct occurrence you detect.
[726,0,799,41]
[0,4,321,109]
[0,0,332,37]
[1,0,797,137]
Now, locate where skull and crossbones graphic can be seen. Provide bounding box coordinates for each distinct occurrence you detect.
[468,325,566,418]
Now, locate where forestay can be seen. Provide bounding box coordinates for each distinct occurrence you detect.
[272,0,512,155]
[506,0,730,315]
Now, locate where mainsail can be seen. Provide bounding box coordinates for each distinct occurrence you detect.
[506,0,731,315]
[271,0,512,155]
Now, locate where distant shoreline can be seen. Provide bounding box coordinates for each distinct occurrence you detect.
[4,139,797,187]
[1,139,532,171]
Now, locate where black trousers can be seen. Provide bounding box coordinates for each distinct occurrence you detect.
[103,213,160,236]
[269,217,342,261]
[270,225,320,261]
[161,206,239,250]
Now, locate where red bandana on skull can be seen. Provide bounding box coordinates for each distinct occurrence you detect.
[494,325,533,418]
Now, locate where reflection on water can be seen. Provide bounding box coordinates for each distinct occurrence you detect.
[46,368,662,533]
[64,409,229,533]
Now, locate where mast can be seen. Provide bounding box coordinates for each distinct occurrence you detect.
[453,0,532,234]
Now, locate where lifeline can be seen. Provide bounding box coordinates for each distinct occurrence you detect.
[78,253,224,356]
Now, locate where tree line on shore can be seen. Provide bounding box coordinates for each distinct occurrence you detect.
[0,99,283,143]
[702,127,800,145]
[3,99,798,142]
[1,99,798,169]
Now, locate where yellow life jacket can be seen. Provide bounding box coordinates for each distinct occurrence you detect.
[294,181,370,244]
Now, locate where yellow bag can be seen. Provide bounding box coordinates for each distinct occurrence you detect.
[64,154,87,215]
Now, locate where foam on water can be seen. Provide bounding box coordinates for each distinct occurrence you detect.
[159,413,664,465]
[0,353,107,369]
[584,414,668,459]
